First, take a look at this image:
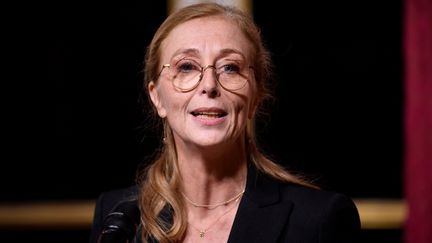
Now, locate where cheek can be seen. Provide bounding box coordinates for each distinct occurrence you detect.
[162,91,192,118]
[231,94,251,122]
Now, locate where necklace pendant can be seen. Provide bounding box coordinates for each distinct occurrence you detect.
[199,230,205,238]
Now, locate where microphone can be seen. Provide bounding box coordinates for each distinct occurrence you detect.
[98,199,141,243]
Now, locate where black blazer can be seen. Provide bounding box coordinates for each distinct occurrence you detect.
[90,165,361,243]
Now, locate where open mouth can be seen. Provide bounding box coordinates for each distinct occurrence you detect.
[190,110,228,118]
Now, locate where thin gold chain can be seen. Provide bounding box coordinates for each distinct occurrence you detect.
[182,188,245,210]
[188,196,241,238]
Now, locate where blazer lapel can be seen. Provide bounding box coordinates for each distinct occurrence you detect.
[227,165,294,243]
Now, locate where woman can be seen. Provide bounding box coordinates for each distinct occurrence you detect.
[90,3,360,243]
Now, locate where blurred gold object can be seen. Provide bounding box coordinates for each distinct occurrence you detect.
[0,198,406,229]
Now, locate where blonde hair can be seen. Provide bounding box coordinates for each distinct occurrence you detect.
[138,3,317,242]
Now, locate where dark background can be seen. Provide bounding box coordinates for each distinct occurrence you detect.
[4,0,402,242]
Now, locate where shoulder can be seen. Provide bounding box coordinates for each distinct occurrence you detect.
[243,166,361,242]
[279,182,361,242]
[249,165,358,217]
[279,182,358,214]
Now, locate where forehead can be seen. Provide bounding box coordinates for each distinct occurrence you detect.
[160,16,253,61]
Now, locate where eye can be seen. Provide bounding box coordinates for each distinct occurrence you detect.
[221,63,240,74]
[175,59,201,73]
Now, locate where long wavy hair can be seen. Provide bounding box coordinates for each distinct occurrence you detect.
[137,3,317,242]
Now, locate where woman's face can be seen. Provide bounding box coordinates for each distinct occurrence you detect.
[149,16,256,149]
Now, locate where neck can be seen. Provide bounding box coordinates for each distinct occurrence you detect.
[177,140,248,214]
[179,154,247,200]
[176,136,247,212]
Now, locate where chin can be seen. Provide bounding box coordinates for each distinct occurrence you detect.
[191,136,226,148]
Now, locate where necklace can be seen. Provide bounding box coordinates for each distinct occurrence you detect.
[182,188,245,210]
[188,197,241,238]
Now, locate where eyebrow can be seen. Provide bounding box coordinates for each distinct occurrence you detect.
[171,48,200,59]
[170,48,247,60]
[218,48,246,60]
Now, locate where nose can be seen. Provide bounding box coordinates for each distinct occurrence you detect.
[199,65,220,97]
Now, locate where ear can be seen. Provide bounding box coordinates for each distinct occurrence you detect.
[148,81,167,118]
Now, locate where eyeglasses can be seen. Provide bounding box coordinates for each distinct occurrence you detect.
[157,58,254,92]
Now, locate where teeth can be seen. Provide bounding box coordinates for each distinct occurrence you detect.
[192,111,225,117]
[197,112,220,116]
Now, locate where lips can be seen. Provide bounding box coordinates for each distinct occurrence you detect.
[190,108,228,118]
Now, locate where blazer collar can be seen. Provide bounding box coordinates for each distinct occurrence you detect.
[227,164,294,243]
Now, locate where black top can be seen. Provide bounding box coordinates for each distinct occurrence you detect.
[90,164,361,243]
